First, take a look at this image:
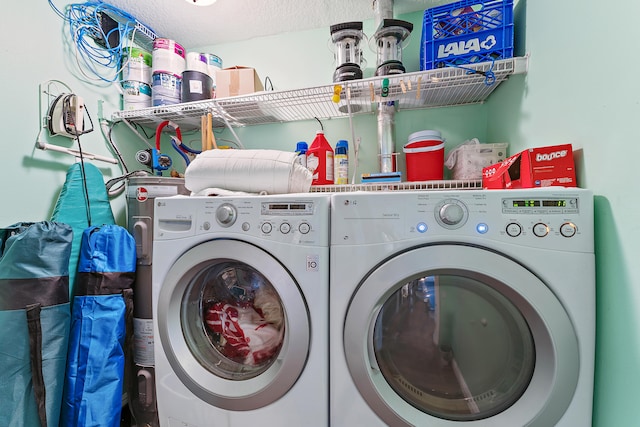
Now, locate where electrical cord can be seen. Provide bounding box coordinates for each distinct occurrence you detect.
[105,170,151,194]
[101,119,128,173]
[70,128,93,226]
[48,0,156,83]
[264,76,274,91]
[122,119,154,149]
[59,90,94,225]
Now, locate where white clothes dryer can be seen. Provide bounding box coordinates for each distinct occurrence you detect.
[152,193,330,427]
[330,188,594,427]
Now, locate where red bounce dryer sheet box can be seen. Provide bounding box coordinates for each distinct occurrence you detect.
[482,144,577,189]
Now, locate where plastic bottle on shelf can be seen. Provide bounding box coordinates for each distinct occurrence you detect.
[295,141,308,168]
[334,139,349,185]
[307,131,334,185]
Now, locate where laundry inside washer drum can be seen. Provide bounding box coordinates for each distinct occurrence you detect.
[180,262,286,380]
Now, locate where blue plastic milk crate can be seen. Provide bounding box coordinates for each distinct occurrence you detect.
[420,0,514,70]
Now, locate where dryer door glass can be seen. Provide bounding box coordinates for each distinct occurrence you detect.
[181,261,286,380]
[372,273,535,421]
[344,244,579,426]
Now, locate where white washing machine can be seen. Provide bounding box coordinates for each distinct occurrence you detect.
[330,188,594,426]
[152,193,330,427]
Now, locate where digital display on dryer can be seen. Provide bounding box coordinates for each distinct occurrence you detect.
[512,200,540,207]
[503,198,577,214]
[511,199,567,208]
[542,200,567,207]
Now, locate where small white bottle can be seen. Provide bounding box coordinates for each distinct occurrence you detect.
[295,141,308,168]
[334,139,349,185]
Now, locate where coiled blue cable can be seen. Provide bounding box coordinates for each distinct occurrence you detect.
[48,0,156,83]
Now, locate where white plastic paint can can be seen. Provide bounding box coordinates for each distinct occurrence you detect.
[121,47,152,84]
[185,52,210,74]
[152,38,186,77]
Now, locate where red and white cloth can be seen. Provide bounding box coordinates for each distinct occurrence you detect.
[205,302,282,365]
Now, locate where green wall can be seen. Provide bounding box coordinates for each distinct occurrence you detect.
[1,1,638,425]
[487,2,640,425]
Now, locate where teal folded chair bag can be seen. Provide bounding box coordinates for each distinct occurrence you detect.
[0,221,73,427]
[60,224,136,427]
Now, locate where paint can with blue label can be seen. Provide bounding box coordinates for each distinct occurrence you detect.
[151,72,182,106]
[205,53,223,96]
[122,80,152,110]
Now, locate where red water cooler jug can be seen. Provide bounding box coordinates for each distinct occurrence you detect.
[307,131,334,185]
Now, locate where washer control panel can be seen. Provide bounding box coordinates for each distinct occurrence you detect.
[155,194,329,246]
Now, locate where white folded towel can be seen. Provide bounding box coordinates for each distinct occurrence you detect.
[185,149,312,194]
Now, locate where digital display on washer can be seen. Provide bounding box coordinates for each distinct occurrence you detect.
[261,202,312,215]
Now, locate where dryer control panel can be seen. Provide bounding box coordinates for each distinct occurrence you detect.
[330,188,593,253]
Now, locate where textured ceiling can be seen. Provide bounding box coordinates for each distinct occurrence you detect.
[105,0,447,48]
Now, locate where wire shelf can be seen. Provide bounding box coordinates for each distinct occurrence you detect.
[310,179,483,193]
[112,56,528,131]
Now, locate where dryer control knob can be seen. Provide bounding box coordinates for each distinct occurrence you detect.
[299,222,311,234]
[216,203,237,227]
[533,222,549,237]
[560,222,577,237]
[439,202,465,226]
[506,222,522,237]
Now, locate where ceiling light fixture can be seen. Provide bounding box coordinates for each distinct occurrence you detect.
[185,0,217,6]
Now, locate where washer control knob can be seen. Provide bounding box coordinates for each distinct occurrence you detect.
[202,221,211,231]
[506,222,522,237]
[533,222,549,237]
[560,222,577,237]
[439,202,465,226]
[215,203,237,227]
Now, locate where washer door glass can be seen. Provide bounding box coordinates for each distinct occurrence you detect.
[373,273,534,421]
[344,244,579,426]
[158,239,310,411]
[182,261,286,380]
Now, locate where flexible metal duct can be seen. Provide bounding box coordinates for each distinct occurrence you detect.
[373,0,396,173]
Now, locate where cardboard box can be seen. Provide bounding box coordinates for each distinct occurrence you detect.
[214,66,263,98]
[482,144,577,189]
